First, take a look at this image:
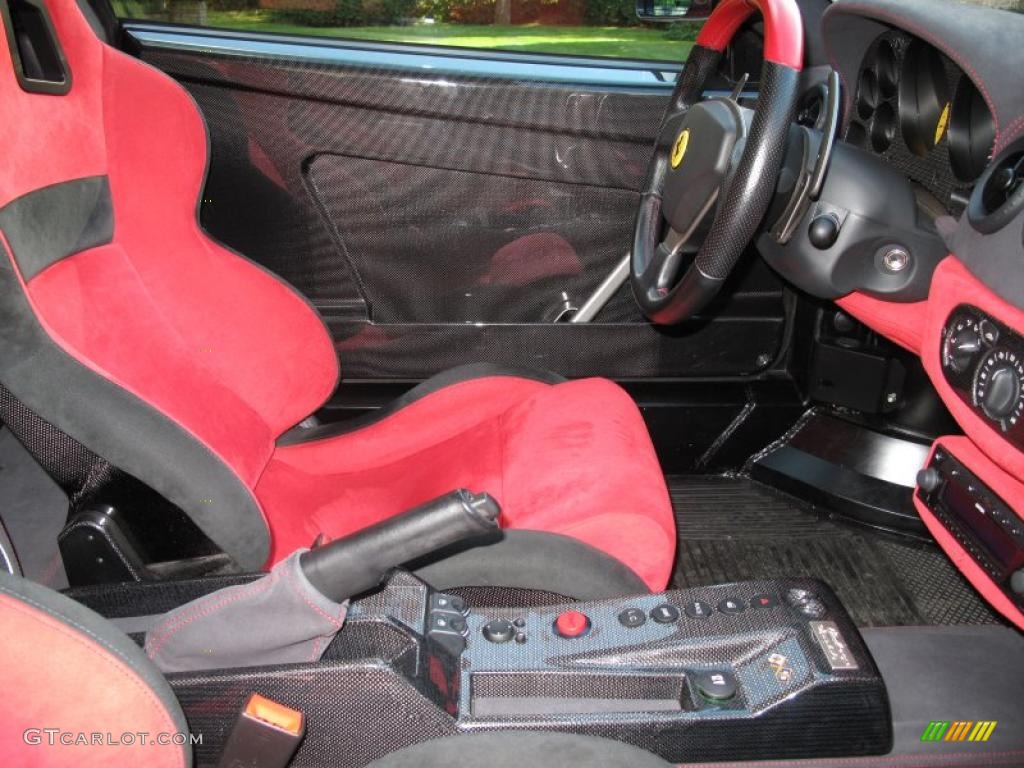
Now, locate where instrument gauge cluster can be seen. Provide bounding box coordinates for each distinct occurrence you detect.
[943,306,1024,447]
[845,31,995,211]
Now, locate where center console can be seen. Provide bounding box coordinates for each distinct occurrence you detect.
[73,571,892,766]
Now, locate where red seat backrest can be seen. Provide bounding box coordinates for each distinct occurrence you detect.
[0,0,338,568]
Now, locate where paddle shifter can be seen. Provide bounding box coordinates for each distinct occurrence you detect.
[146,490,500,673]
[300,490,501,601]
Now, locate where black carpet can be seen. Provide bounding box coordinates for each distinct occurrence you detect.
[669,475,1001,627]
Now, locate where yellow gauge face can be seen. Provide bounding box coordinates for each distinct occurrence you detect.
[670,129,690,169]
[935,102,951,146]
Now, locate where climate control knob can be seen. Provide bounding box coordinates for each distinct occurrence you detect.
[973,348,1024,428]
[944,325,982,373]
[981,364,1020,420]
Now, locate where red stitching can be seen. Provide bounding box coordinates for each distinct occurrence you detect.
[284,562,344,628]
[146,570,280,658]
[995,113,1024,154]
[308,635,323,663]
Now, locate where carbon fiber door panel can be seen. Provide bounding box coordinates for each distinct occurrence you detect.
[134,39,789,380]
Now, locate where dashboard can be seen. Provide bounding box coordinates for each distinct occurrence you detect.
[816,0,1024,629]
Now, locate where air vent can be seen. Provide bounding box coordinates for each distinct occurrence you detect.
[968,140,1024,235]
[797,83,827,130]
[0,0,70,95]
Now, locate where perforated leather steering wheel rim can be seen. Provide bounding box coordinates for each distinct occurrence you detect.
[631,0,804,325]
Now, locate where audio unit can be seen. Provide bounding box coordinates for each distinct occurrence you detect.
[917,447,1024,607]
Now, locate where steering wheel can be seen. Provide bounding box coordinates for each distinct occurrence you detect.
[631,0,804,324]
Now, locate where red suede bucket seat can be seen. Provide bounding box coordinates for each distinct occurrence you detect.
[0,0,675,590]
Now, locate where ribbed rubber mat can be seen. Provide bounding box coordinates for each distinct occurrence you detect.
[669,475,1001,627]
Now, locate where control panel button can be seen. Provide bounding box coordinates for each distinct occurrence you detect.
[808,213,840,249]
[750,594,778,609]
[482,619,515,644]
[1011,568,1024,597]
[798,599,826,619]
[430,593,468,615]
[554,610,591,638]
[693,670,737,702]
[916,467,943,494]
[618,608,647,628]
[717,597,745,615]
[945,325,983,373]
[785,588,816,607]
[979,319,1000,346]
[683,600,713,619]
[979,360,1021,420]
[650,604,680,624]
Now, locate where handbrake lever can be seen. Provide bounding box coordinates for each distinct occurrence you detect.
[299,489,501,602]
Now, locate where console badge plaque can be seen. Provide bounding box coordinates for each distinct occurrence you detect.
[810,621,859,671]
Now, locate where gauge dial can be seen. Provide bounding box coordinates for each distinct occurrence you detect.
[973,348,1024,430]
[875,40,899,97]
[949,75,996,183]
[899,40,951,157]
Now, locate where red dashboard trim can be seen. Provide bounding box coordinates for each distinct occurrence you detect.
[915,437,1024,631]
[842,257,1024,624]
[695,0,804,69]
[923,257,1024,481]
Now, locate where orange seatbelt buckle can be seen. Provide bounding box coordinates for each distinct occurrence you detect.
[245,693,304,735]
[218,692,305,768]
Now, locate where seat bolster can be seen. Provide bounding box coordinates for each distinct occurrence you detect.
[499,378,677,591]
[0,571,190,768]
[279,363,565,446]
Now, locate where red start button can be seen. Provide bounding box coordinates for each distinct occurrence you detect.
[554,610,591,638]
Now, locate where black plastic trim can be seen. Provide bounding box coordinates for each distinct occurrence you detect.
[0,0,71,95]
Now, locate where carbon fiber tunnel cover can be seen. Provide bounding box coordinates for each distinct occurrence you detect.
[168,573,890,766]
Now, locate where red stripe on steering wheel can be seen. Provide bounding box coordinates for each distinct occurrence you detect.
[696,0,804,70]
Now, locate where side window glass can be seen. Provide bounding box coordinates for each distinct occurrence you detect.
[111,0,704,62]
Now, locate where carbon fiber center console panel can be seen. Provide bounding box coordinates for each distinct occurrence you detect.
[156,572,892,765]
[74,570,890,765]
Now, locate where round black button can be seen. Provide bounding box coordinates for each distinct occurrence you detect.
[683,600,713,619]
[482,619,515,644]
[618,608,647,628]
[808,213,840,249]
[649,604,680,624]
[717,597,745,615]
[514,632,528,644]
[512,617,526,628]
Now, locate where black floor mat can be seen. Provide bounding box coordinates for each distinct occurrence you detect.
[669,475,1001,628]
